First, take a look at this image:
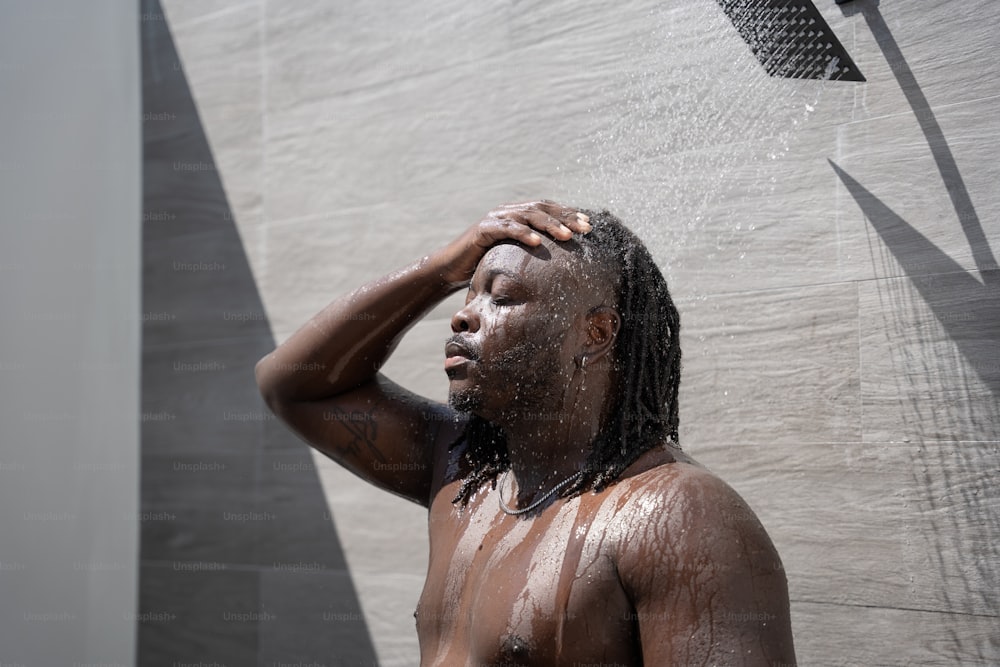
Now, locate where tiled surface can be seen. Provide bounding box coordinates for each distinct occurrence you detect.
[141,1,375,664]
[696,439,1000,618]
[259,569,378,666]
[310,457,428,662]
[256,449,358,569]
[137,564,260,666]
[790,599,1000,666]
[142,5,256,245]
[859,270,1000,443]
[153,0,1000,663]
[314,456,429,578]
[157,0,256,30]
[166,3,263,237]
[260,2,848,225]
[261,65,563,223]
[833,96,1000,282]
[842,0,1000,124]
[264,1,513,109]
[140,453,258,565]
[346,572,427,667]
[141,337,271,457]
[142,229,272,346]
[677,282,861,446]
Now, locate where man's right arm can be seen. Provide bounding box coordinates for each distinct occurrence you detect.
[255,252,464,506]
[254,201,592,507]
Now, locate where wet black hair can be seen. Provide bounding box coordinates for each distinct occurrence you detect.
[451,209,682,506]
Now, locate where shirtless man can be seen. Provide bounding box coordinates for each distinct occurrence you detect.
[255,200,796,666]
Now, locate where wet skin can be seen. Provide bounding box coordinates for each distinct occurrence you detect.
[256,201,796,665]
[418,447,792,666]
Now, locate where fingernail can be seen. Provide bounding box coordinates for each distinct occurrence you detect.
[576,212,590,224]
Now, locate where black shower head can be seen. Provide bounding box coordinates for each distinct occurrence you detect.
[716,0,865,81]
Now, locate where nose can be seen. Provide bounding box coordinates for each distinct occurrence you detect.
[450,298,480,334]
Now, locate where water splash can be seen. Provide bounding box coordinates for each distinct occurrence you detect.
[562,2,835,269]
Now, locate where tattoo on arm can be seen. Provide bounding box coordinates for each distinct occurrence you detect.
[324,403,385,464]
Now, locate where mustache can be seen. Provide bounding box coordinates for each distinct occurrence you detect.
[445,334,481,362]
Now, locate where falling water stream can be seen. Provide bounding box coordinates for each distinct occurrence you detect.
[558,2,837,276]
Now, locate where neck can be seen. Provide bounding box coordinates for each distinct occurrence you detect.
[498,370,611,505]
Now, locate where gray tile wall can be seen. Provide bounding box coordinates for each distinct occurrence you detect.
[140,1,377,664]
[151,0,999,664]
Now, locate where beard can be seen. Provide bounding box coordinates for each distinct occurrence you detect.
[448,337,564,419]
[447,384,485,413]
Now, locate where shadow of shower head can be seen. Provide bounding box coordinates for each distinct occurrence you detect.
[835,0,877,18]
[716,0,866,81]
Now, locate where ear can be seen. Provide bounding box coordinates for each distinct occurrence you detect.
[576,306,620,369]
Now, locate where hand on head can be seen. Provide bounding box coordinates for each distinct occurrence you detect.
[436,200,592,287]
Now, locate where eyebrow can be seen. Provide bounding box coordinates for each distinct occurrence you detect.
[469,267,528,293]
[485,268,522,282]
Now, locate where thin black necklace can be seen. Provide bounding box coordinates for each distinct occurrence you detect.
[498,468,584,516]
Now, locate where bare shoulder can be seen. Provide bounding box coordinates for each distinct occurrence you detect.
[607,456,797,664]
[624,459,764,530]
[611,458,785,595]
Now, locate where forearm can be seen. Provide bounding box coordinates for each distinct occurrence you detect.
[255,253,459,404]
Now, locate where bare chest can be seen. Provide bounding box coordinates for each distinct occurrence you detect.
[416,483,640,667]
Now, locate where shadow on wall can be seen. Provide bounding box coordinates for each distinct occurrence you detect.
[834,1,999,330]
[831,2,998,396]
[138,0,379,664]
[832,2,1000,657]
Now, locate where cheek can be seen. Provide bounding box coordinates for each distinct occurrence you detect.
[481,307,573,366]
[521,300,576,342]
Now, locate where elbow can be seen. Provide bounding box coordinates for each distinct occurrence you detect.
[254,354,282,412]
[254,353,312,419]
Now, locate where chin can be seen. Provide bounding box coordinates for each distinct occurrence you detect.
[449,383,512,424]
[447,384,484,414]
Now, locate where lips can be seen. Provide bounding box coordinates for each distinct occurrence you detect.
[445,340,474,359]
[444,337,478,372]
